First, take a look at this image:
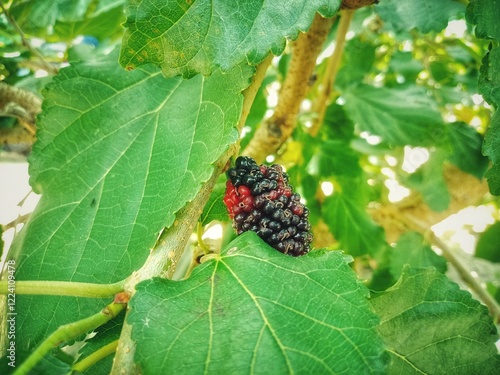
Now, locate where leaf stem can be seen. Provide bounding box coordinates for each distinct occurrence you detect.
[13,302,124,375]
[0,279,125,298]
[242,13,335,162]
[72,339,119,372]
[197,222,210,253]
[310,10,354,137]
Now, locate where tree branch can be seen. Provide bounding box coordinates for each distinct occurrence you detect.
[13,302,124,375]
[242,13,335,163]
[310,10,354,137]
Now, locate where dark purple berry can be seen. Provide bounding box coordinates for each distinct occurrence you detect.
[224,156,312,256]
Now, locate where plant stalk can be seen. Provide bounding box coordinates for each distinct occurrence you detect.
[242,13,335,162]
[0,279,125,298]
[72,340,119,372]
[310,10,354,137]
[13,302,124,375]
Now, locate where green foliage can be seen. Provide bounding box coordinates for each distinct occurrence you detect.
[1,0,499,374]
[129,232,387,374]
[371,267,500,374]
[120,0,341,78]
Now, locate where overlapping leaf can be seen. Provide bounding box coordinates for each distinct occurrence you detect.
[119,0,340,78]
[376,0,465,33]
[389,232,447,280]
[342,85,445,147]
[371,267,500,374]
[323,193,385,257]
[466,0,500,41]
[11,49,252,355]
[128,232,388,374]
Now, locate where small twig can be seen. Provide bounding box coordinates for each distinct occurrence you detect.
[403,214,500,324]
[310,10,354,137]
[0,1,58,75]
[3,213,31,231]
[0,279,125,298]
[72,339,119,373]
[13,302,125,375]
[196,222,210,253]
[242,13,335,162]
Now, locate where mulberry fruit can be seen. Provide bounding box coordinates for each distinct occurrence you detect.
[223,156,312,256]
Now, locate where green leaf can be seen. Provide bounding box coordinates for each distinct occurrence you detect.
[466,0,500,41]
[119,0,341,78]
[375,0,465,34]
[447,122,489,179]
[336,36,376,89]
[53,4,125,42]
[478,45,500,106]
[390,232,447,280]
[343,84,445,147]
[371,267,500,374]
[483,111,500,194]
[10,0,92,33]
[200,179,229,226]
[78,312,125,374]
[128,232,388,374]
[11,49,252,353]
[318,140,362,179]
[403,149,451,212]
[323,193,385,257]
[485,162,500,195]
[476,221,500,262]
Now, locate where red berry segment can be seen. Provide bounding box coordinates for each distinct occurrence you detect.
[224,156,312,256]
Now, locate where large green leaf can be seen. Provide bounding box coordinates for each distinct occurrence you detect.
[342,84,445,147]
[128,232,388,374]
[119,0,340,78]
[466,0,500,41]
[10,49,252,355]
[323,193,385,257]
[375,0,465,33]
[371,267,500,374]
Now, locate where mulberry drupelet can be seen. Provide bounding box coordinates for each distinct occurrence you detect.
[223,156,312,256]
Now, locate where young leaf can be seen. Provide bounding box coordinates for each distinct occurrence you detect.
[342,84,446,147]
[475,221,500,263]
[370,267,500,374]
[10,49,252,354]
[128,232,388,374]
[375,0,465,33]
[447,122,489,179]
[120,0,341,78]
[200,179,229,226]
[403,149,451,212]
[323,193,385,257]
[389,232,447,280]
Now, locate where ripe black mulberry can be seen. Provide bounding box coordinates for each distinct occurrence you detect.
[223,156,312,256]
